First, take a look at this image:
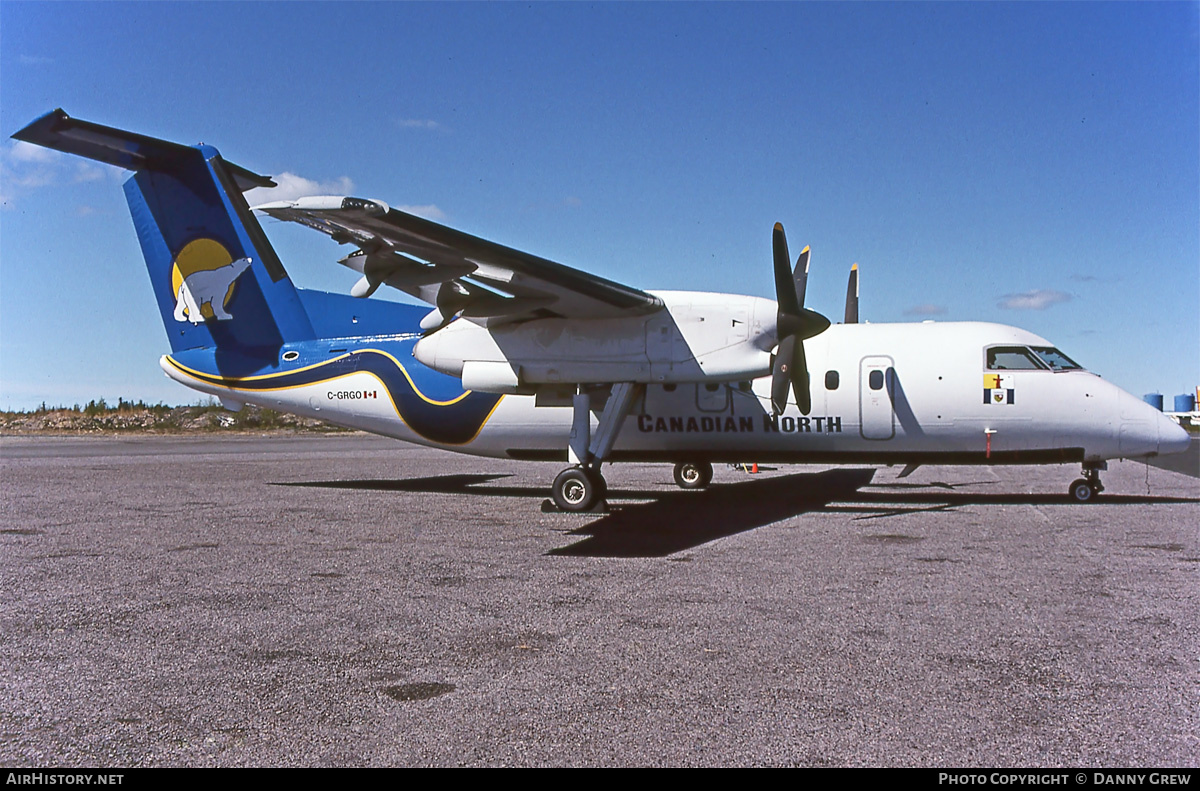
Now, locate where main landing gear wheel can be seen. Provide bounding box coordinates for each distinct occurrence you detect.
[552,466,605,512]
[673,461,713,490]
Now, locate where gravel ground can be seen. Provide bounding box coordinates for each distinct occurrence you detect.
[1,434,1196,767]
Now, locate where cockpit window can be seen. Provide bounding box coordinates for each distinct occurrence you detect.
[1030,346,1083,371]
[986,346,1045,370]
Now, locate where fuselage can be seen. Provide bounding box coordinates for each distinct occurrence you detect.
[17,109,1187,508]
[161,301,1189,467]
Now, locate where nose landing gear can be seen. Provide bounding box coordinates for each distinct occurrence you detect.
[1068,461,1106,503]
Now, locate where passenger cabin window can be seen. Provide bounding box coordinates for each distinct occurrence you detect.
[868,370,884,390]
[986,346,1045,370]
[825,371,839,390]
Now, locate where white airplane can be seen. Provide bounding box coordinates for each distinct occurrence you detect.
[13,109,1190,511]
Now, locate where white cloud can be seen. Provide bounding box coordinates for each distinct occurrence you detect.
[997,289,1072,310]
[904,303,947,317]
[0,142,61,206]
[396,119,443,130]
[244,172,355,204]
[4,166,56,190]
[245,174,446,222]
[9,140,61,164]
[1,141,116,207]
[397,204,446,221]
[73,162,106,183]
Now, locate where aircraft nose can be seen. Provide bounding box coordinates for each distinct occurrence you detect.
[1157,412,1192,457]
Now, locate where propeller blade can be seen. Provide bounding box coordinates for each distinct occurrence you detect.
[771,335,796,415]
[794,245,810,307]
[844,263,859,324]
[772,223,800,316]
[771,224,830,415]
[791,338,812,416]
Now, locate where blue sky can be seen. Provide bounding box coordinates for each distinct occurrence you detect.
[2,1,1197,410]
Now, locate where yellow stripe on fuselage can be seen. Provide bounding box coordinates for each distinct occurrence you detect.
[165,348,472,407]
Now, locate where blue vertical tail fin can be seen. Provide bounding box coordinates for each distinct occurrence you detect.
[12,109,315,354]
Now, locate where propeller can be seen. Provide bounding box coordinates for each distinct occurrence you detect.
[770,223,831,415]
[844,263,859,324]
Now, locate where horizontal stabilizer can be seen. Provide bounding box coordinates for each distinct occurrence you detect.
[11,109,275,192]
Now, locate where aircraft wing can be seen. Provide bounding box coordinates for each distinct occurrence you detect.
[253,196,664,326]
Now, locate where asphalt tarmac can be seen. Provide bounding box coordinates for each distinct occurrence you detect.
[1,434,1197,767]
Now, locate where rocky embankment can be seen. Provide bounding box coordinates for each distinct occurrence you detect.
[1,404,344,434]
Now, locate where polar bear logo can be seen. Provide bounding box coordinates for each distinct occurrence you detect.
[173,256,253,324]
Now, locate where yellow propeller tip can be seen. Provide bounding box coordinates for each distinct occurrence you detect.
[773,222,784,232]
[801,245,810,254]
[851,262,858,270]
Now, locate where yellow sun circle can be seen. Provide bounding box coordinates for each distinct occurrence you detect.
[170,239,234,320]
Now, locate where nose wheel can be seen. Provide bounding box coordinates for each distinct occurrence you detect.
[1068,462,1106,503]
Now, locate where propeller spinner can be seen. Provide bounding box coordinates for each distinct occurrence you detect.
[770,223,831,415]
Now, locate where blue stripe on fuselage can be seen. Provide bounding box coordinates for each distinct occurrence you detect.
[167,336,502,445]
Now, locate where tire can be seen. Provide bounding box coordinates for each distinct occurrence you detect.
[1068,478,1096,503]
[673,461,713,490]
[553,467,601,512]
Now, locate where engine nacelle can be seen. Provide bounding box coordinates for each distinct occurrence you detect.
[412,291,777,392]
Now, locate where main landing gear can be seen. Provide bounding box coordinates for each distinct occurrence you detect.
[551,466,607,511]
[551,382,643,513]
[673,461,713,490]
[1068,461,1106,503]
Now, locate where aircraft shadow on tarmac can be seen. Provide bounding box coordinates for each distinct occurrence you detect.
[275,470,1197,558]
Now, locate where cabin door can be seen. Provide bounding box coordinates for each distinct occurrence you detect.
[859,356,895,440]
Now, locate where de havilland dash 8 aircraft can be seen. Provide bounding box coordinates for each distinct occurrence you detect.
[13,109,1190,512]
